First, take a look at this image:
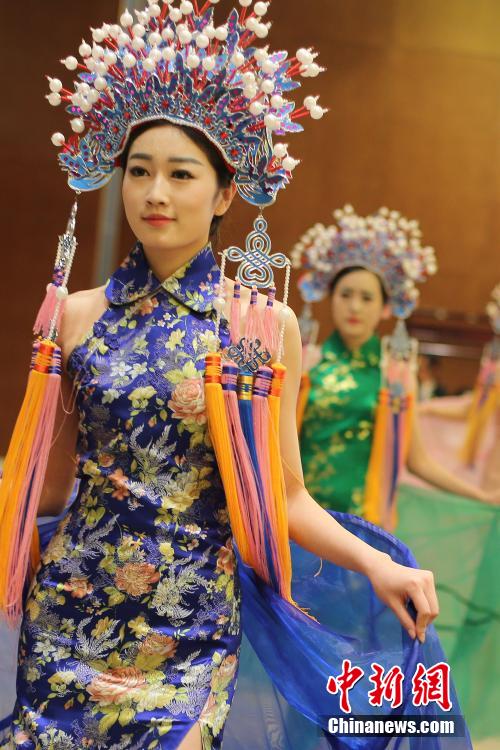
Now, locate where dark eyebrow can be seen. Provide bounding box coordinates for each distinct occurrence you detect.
[128,153,203,166]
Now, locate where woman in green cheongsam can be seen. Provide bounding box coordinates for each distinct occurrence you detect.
[292,206,500,746]
[293,207,498,516]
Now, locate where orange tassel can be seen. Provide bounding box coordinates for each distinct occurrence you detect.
[0,340,61,626]
[296,372,311,433]
[364,387,390,527]
[204,353,250,563]
[268,363,294,603]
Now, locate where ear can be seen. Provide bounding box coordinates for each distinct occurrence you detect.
[214,182,238,217]
[381,303,392,321]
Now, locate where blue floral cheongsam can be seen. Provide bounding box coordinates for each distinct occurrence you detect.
[6,244,240,750]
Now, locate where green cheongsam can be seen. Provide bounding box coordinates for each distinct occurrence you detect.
[300,331,381,514]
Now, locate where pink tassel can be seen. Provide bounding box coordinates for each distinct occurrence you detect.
[230,281,241,345]
[33,283,57,337]
[252,366,283,586]
[261,287,279,358]
[221,363,267,581]
[3,347,62,624]
[33,285,67,338]
[244,286,263,359]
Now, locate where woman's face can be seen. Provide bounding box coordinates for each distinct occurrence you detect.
[122,124,235,257]
[330,269,389,342]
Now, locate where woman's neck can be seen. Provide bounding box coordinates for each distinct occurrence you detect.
[338,330,374,352]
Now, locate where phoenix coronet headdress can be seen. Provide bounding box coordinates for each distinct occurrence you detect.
[291,204,437,319]
[47,0,326,206]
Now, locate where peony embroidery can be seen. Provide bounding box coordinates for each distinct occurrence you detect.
[115,562,160,596]
[87,666,146,706]
[168,377,206,425]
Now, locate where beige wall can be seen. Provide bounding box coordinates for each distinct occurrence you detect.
[2,0,500,449]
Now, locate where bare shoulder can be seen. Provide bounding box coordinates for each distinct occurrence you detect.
[59,285,108,369]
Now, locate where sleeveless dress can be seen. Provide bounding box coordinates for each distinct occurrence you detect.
[1,251,475,750]
[5,244,240,749]
[300,331,381,514]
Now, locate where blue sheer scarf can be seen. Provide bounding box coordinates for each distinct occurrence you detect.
[224,512,471,749]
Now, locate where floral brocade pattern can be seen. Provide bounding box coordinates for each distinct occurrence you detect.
[300,331,381,515]
[6,244,240,750]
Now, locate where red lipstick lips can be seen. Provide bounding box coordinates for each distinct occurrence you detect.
[143,214,174,227]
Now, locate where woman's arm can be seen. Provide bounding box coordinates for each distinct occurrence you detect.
[278,310,438,642]
[37,286,108,516]
[418,394,472,420]
[406,410,499,504]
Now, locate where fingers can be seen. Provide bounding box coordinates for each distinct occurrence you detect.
[390,599,417,640]
[422,569,439,623]
[407,571,439,643]
[389,570,439,643]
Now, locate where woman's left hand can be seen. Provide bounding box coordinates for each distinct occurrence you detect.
[367,554,439,643]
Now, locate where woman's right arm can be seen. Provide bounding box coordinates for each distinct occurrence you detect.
[37,286,107,517]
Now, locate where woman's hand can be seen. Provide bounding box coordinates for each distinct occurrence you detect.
[367,554,439,643]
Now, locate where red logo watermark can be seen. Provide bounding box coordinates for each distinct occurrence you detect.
[326,661,452,713]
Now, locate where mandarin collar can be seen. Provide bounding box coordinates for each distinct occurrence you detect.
[324,330,380,364]
[104,242,220,313]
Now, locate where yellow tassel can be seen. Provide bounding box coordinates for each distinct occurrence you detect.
[364,388,390,526]
[461,384,499,466]
[296,373,311,434]
[204,354,250,563]
[0,368,46,616]
[268,363,294,603]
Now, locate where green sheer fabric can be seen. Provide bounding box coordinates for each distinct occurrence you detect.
[397,484,500,743]
[300,330,381,513]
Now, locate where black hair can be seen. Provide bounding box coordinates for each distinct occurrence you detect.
[329,266,389,304]
[120,120,234,243]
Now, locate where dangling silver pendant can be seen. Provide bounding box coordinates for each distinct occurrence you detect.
[224,213,290,290]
